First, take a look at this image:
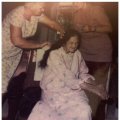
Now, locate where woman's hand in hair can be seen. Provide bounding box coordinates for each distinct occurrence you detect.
[57,28,65,39]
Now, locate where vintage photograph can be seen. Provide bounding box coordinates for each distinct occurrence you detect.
[2,2,118,120]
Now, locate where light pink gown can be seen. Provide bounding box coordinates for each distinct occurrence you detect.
[28,47,95,120]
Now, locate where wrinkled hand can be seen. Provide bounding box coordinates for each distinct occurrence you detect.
[85,78,96,85]
[80,82,108,100]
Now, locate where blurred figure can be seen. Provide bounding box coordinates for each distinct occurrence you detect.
[73,2,112,118]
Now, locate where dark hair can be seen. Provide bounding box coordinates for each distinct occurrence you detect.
[39,29,81,68]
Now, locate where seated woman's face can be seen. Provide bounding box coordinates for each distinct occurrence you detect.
[64,36,79,53]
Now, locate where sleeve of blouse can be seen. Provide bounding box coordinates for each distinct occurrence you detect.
[78,52,95,84]
[9,8,23,27]
[48,51,80,89]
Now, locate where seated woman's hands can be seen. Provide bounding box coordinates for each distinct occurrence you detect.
[84,78,96,85]
[95,84,108,100]
[80,82,108,100]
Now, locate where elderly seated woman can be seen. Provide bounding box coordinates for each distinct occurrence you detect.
[28,29,107,120]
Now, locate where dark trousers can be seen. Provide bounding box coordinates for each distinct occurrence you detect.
[2,72,26,120]
[85,61,110,119]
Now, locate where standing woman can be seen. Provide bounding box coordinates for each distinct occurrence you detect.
[2,2,64,94]
[2,2,64,120]
[72,2,112,116]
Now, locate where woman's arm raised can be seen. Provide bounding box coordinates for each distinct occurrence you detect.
[38,14,65,38]
[10,24,50,49]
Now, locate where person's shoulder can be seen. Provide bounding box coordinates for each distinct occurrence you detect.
[76,50,84,58]
[91,5,104,11]
[86,3,103,10]
[50,49,59,54]
[9,6,24,16]
[76,50,85,62]
[11,6,23,12]
[50,48,61,57]
[76,50,82,55]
